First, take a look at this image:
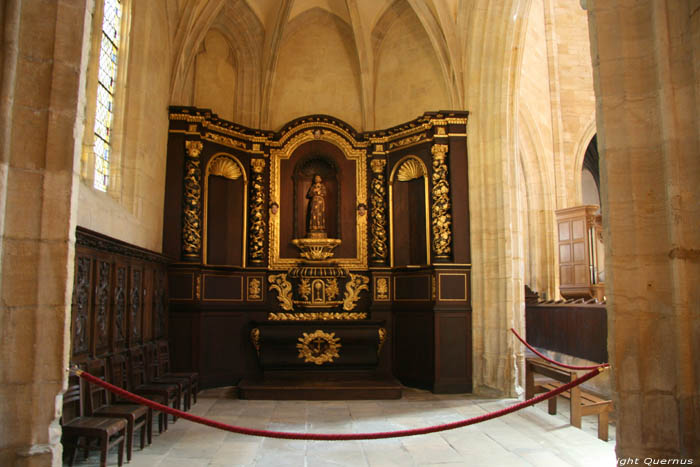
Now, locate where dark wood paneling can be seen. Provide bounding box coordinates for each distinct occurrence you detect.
[206,175,244,266]
[447,134,470,264]
[393,310,434,388]
[71,255,92,358]
[434,311,471,393]
[525,302,607,363]
[199,312,245,388]
[162,134,186,260]
[70,227,169,362]
[202,274,243,301]
[168,272,194,300]
[392,178,428,267]
[394,274,431,302]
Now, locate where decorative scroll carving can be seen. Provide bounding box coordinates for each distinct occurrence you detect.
[73,256,91,354]
[388,133,425,149]
[268,312,367,321]
[342,273,369,311]
[431,144,453,257]
[195,275,201,300]
[209,156,242,180]
[268,273,294,311]
[249,159,266,264]
[296,330,341,365]
[370,159,388,263]
[95,261,110,348]
[183,140,203,258]
[250,328,260,356]
[130,270,142,340]
[397,159,424,181]
[204,132,246,150]
[378,328,387,356]
[114,266,126,344]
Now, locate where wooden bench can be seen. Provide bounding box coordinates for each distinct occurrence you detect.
[525,358,613,441]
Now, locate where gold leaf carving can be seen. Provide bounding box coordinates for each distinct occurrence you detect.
[378,327,387,356]
[250,328,260,356]
[205,132,246,149]
[248,278,261,300]
[342,274,369,311]
[182,141,203,256]
[431,144,452,257]
[376,278,389,299]
[267,312,367,321]
[298,278,311,301]
[370,160,388,262]
[397,159,424,181]
[296,330,341,365]
[248,159,266,263]
[268,273,293,311]
[388,133,424,150]
[209,156,242,180]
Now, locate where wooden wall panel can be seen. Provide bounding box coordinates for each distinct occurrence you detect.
[70,227,169,363]
[525,301,607,363]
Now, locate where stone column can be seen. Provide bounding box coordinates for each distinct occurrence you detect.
[588,0,700,460]
[0,0,92,465]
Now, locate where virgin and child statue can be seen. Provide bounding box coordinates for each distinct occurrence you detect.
[306,174,327,238]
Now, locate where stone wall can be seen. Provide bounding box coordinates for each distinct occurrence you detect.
[589,0,700,460]
[0,0,90,464]
[76,0,170,253]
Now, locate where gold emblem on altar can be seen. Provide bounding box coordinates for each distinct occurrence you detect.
[296,329,341,365]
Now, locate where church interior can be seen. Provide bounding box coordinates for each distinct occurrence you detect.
[0,0,698,465]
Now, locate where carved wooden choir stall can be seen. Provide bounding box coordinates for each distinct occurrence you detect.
[163,108,472,398]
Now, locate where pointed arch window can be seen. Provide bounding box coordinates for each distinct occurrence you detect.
[93,0,122,192]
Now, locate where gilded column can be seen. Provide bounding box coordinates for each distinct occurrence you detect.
[182,140,203,261]
[431,143,452,258]
[369,158,388,265]
[249,158,266,264]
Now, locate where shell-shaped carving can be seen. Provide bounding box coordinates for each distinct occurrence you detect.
[396,159,424,182]
[209,156,242,180]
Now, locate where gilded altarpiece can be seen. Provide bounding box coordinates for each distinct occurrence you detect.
[164,108,472,395]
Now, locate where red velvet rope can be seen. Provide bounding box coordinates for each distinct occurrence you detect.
[73,366,605,441]
[510,327,610,371]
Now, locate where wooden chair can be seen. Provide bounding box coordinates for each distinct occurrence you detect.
[109,352,177,433]
[61,374,127,467]
[157,339,199,405]
[128,347,181,431]
[85,358,152,461]
[144,342,192,411]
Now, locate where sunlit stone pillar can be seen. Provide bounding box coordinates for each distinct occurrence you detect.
[588,0,700,460]
[0,0,90,465]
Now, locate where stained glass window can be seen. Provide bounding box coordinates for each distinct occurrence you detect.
[93,0,122,192]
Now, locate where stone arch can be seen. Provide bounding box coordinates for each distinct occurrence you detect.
[463,0,532,396]
[267,8,363,131]
[372,0,451,128]
[572,114,597,204]
[169,0,263,126]
[517,104,558,300]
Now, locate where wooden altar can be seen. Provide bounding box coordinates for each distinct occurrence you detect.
[163,108,472,398]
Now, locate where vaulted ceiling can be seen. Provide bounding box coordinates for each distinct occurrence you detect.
[166,0,477,130]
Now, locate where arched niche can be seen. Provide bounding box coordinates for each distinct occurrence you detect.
[389,156,430,266]
[275,138,360,262]
[292,156,340,239]
[203,154,247,266]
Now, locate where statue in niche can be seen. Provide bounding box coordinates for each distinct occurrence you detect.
[306,174,327,238]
